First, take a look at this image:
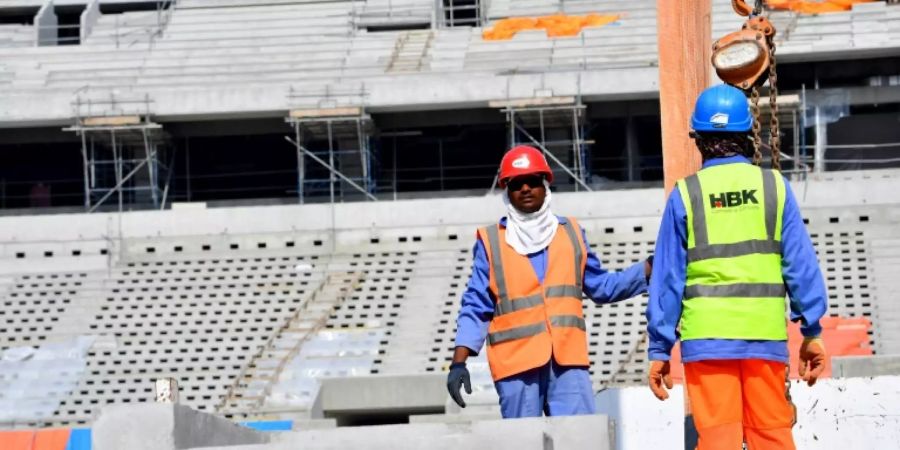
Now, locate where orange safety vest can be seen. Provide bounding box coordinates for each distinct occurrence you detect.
[477,217,589,381]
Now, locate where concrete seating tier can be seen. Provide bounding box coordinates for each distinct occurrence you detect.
[2,0,896,94]
[0,23,33,48]
[0,194,897,427]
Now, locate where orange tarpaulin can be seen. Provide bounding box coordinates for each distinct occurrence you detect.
[667,316,872,384]
[0,429,71,450]
[482,14,620,40]
[767,0,876,13]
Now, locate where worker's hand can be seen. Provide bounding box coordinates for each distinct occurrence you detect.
[798,337,826,386]
[648,360,673,401]
[447,362,472,408]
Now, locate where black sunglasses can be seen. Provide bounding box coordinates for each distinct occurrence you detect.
[506,175,545,191]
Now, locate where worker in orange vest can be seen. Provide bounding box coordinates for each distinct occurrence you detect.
[447,145,652,417]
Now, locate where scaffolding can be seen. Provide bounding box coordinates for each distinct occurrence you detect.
[65,95,171,212]
[285,85,376,203]
[490,95,593,191]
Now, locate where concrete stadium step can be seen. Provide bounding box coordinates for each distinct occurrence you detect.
[387,30,433,73]
[218,269,363,413]
[175,0,355,13]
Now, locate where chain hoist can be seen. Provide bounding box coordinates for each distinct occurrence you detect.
[712,0,782,170]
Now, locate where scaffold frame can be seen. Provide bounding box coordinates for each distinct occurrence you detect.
[65,95,170,212]
[490,95,593,193]
[286,85,376,204]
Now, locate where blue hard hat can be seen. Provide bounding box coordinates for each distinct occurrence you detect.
[691,84,753,133]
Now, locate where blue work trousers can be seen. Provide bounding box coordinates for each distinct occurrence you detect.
[494,359,596,418]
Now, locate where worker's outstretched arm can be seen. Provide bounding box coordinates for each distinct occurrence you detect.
[780,178,828,385]
[581,228,649,304]
[646,191,687,362]
[646,191,687,400]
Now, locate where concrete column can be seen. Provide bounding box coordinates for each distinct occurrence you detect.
[35,0,57,47]
[80,0,101,43]
[814,107,828,173]
[625,114,641,182]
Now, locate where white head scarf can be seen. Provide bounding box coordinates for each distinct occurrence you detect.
[502,179,559,255]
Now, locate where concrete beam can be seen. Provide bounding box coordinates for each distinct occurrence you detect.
[805,85,900,107]
[832,355,900,378]
[93,404,270,450]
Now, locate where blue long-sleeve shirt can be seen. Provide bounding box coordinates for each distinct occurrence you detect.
[646,155,828,363]
[455,216,649,354]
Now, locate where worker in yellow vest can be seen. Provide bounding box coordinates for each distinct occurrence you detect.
[646,85,828,449]
[448,145,651,418]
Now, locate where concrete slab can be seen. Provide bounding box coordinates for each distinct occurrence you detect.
[93,404,270,450]
[197,414,613,450]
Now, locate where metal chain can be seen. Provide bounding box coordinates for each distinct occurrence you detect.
[754,0,765,15]
[750,87,763,165]
[768,34,782,171]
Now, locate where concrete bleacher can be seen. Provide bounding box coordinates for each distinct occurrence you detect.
[0,23,33,48]
[1,0,899,123]
[82,9,169,48]
[0,168,898,428]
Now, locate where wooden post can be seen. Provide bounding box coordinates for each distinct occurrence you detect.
[657,0,712,194]
[657,2,712,448]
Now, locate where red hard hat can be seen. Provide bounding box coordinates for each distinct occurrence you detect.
[498,145,553,187]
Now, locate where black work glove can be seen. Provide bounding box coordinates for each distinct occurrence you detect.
[447,362,472,408]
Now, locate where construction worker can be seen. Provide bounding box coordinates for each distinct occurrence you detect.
[447,145,651,418]
[646,85,828,449]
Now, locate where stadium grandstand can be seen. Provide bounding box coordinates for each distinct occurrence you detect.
[0,0,899,449]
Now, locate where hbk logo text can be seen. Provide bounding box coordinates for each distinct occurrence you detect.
[709,190,758,209]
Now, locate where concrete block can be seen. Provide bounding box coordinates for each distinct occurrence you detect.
[318,373,446,414]
[832,355,900,377]
[93,404,270,450]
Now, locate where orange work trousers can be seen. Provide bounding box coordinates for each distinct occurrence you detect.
[684,359,795,450]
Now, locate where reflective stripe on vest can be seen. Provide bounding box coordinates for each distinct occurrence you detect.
[678,165,788,341]
[480,218,589,380]
[487,322,547,345]
[549,314,586,330]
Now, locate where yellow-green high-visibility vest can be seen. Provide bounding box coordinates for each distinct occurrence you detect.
[676,163,788,341]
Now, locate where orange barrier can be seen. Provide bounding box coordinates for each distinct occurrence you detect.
[667,316,872,383]
[0,429,71,450]
[766,0,876,13]
[482,14,620,40]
